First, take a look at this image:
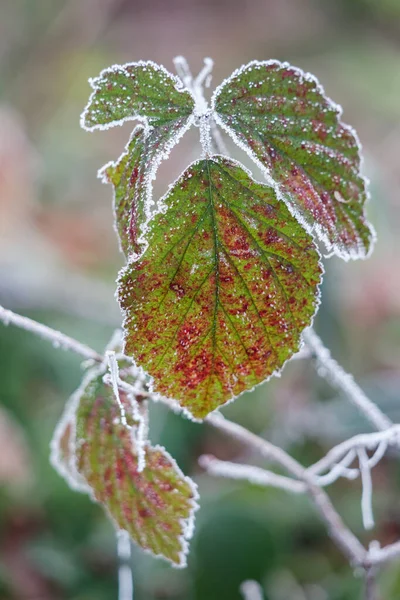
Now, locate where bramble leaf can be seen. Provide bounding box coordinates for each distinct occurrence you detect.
[82,61,195,257]
[118,156,322,419]
[81,61,194,131]
[52,362,198,567]
[212,60,375,260]
[74,370,198,567]
[100,121,190,257]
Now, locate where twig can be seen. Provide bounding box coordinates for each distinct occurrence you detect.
[309,426,400,477]
[303,329,392,432]
[199,455,306,494]
[3,305,400,576]
[205,413,366,567]
[117,531,133,600]
[364,566,377,600]
[0,304,102,362]
[240,580,264,600]
[368,539,400,567]
[358,447,374,530]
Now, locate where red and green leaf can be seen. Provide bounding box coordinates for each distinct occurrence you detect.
[100,121,190,257]
[82,61,195,257]
[118,156,322,419]
[52,363,198,567]
[74,371,198,567]
[212,60,375,260]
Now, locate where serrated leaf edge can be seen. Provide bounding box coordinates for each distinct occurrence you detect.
[98,114,195,260]
[80,60,196,132]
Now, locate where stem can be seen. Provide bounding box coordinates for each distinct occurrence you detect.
[303,329,392,432]
[365,566,377,600]
[240,580,264,600]
[0,304,102,362]
[206,413,366,566]
[117,531,133,600]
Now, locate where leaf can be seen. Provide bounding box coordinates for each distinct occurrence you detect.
[118,156,322,419]
[82,61,195,257]
[81,61,194,131]
[100,121,189,257]
[212,60,375,260]
[74,369,198,567]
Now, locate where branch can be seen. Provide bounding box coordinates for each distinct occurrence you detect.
[4,305,400,575]
[0,304,102,362]
[117,531,133,600]
[303,328,392,431]
[240,580,264,600]
[205,413,366,567]
[199,454,306,494]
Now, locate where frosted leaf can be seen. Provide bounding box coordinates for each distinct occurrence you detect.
[118,155,322,419]
[73,370,198,567]
[81,60,195,131]
[100,119,193,258]
[212,60,375,261]
[51,350,198,567]
[82,61,195,258]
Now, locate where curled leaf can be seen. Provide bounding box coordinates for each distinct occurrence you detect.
[118,156,322,419]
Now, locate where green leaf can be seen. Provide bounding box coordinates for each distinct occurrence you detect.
[52,363,198,567]
[83,61,195,257]
[212,60,375,260]
[118,156,322,419]
[100,121,189,257]
[81,61,194,130]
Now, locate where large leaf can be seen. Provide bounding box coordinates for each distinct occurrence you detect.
[118,156,322,419]
[52,364,198,567]
[82,61,195,257]
[212,60,375,260]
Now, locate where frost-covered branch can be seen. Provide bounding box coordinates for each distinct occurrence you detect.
[117,531,133,600]
[199,454,306,494]
[0,304,102,362]
[205,413,366,567]
[303,328,392,431]
[240,580,264,600]
[3,305,400,584]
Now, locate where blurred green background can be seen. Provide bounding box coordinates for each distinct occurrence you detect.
[1,1,400,598]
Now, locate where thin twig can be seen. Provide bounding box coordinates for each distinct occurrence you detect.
[117,531,133,600]
[303,329,392,432]
[0,304,102,362]
[3,305,400,574]
[364,566,377,600]
[199,455,306,494]
[240,580,264,600]
[205,413,366,566]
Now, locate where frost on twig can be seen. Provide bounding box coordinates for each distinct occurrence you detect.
[117,531,133,600]
[240,580,264,600]
[303,328,392,431]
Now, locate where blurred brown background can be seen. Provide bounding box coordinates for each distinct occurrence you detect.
[1,1,400,599]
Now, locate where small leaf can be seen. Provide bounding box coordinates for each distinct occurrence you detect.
[74,370,198,567]
[83,61,195,257]
[118,156,322,419]
[100,121,190,257]
[212,60,375,260]
[81,61,194,131]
